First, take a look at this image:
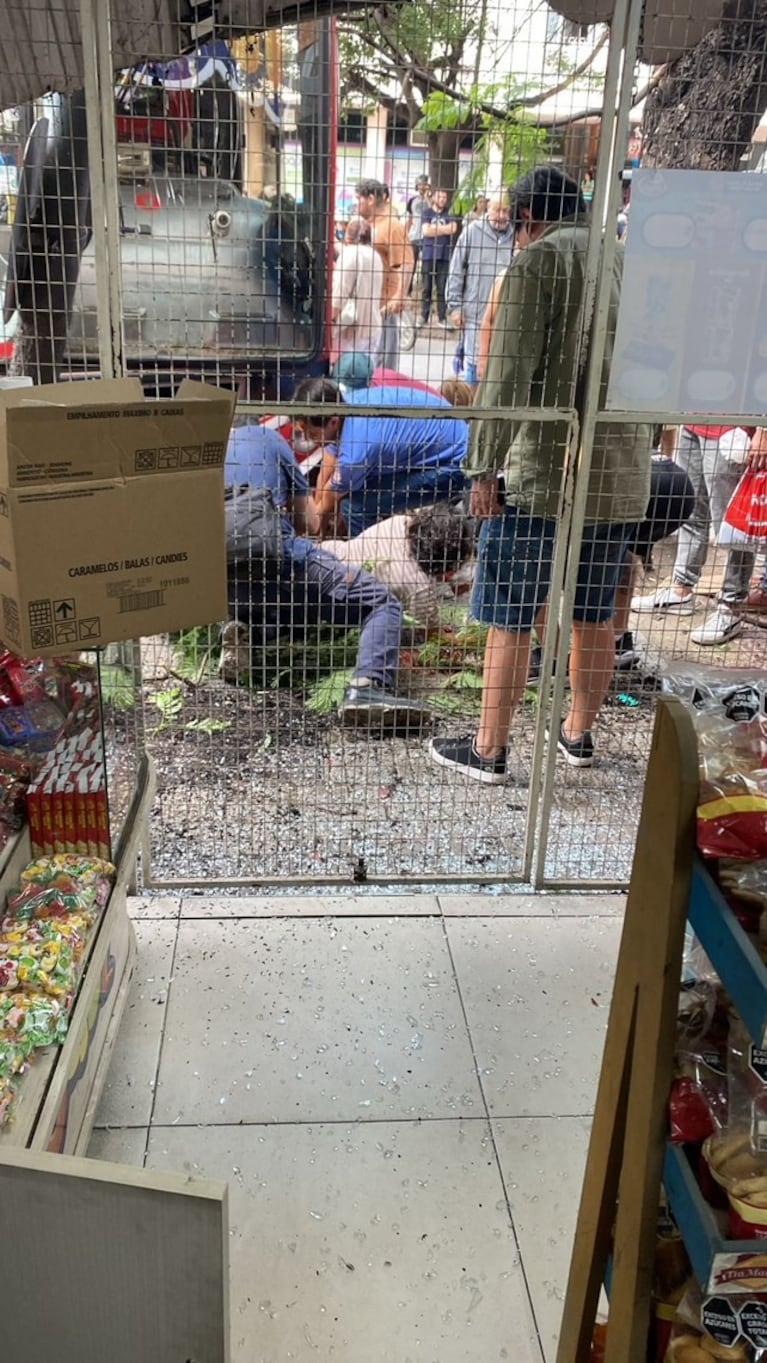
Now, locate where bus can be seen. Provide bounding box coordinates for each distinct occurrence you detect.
[4,17,339,400]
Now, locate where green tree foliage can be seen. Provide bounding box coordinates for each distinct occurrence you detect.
[338,2,602,195]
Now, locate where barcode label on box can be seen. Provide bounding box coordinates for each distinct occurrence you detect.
[2,594,20,643]
[118,590,165,614]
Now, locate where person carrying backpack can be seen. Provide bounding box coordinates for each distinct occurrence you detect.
[220,422,428,731]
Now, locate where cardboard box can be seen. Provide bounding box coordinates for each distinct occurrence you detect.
[0,377,234,656]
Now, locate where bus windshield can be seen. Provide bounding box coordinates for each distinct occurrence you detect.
[10,21,335,399]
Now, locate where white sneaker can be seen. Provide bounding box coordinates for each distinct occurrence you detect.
[630,585,695,615]
[690,606,743,647]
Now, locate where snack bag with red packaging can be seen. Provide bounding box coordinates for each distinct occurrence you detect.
[661,666,767,861]
[0,654,58,705]
[719,468,767,549]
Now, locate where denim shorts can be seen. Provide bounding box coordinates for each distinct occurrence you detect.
[471,506,631,631]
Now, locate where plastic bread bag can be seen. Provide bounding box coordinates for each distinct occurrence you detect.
[701,1018,767,1222]
[670,1052,728,1144]
[717,861,767,960]
[660,663,767,721]
[670,975,728,1145]
[660,675,767,860]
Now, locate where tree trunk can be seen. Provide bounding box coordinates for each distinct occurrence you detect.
[642,0,767,169]
[427,127,465,199]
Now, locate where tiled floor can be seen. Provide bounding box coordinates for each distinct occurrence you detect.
[89,890,624,1363]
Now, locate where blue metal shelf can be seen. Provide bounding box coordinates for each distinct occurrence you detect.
[663,1144,761,1295]
[663,859,767,1297]
[688,860,767,1049]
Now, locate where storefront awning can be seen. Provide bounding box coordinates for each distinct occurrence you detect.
[2,0,381,110]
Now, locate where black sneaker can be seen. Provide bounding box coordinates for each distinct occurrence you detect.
[428,735,507,785]
[615,631,640,671]
[556,723,595,768]
[527,644,542,687]
[339,683,429,733]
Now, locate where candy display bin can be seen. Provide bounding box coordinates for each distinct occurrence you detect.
[0,650,229,1363]
[0,753,152,1154]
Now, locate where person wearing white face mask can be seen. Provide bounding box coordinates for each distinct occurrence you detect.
[446,193,515,386]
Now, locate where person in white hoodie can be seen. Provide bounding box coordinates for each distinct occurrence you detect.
[330,216,383,363]
[446,194,515,385]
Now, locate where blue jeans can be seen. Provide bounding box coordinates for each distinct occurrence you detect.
[376,314,401,371]
[228,544,403,689]
[673,427,753,602]
[343,467,465,537]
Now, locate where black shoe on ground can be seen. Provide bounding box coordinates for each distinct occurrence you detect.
[615,631,640,670]
[556,723,594,768]
[527,644,542,687]
[428,735,507,784]
[339,683,430,733]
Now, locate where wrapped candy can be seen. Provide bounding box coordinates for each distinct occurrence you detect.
[7,853,114,922]
[0,699,65,754]
[0,934,77,1000]
[0,916,88,962]
[0,1075,15,1127]
[5,882,102,925]
[0,1030,25,1080]
[0,990,69,1053]
[18,852,114,892]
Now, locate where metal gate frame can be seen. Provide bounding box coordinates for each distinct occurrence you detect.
[79,0,767,891]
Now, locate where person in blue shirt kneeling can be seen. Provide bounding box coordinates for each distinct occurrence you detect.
[222,422,429,732]
[294,375,467,539]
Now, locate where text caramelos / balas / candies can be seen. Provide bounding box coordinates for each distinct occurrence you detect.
[68,551,189,578]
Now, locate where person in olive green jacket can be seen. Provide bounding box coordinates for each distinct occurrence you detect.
[429,165,651,783]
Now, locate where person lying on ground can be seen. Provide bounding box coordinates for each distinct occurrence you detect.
[220,421,429,731]
[294,375,467,539]
[321,502,475,632]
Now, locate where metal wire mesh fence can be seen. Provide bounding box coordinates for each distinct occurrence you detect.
[3,0,767,888]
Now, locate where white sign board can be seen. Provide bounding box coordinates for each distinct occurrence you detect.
[607,168,767,417]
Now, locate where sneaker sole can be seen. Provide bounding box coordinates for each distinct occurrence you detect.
[631,601,694,616]
[557,742,594,768]
[548,729,595,768]
[428,742,506,784]
[690,626,743,646]
[340,702,431,733]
